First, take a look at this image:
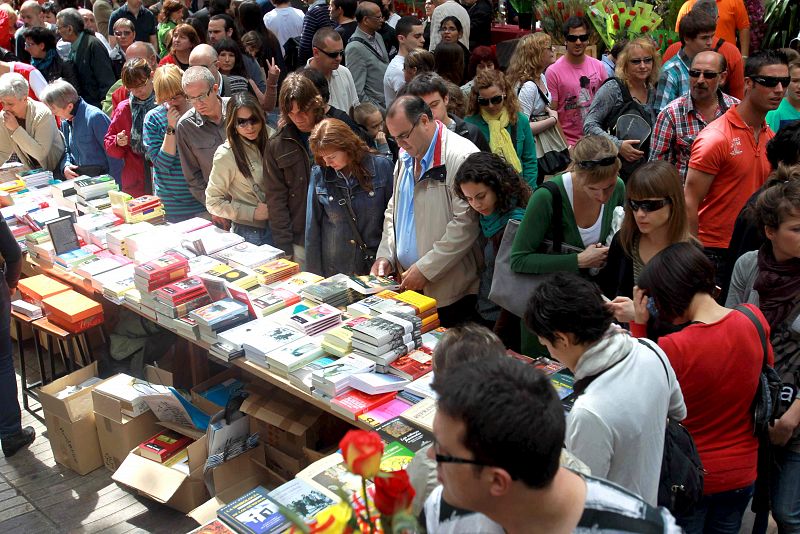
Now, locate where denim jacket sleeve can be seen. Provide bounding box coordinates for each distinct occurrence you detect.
[304,165,324,276]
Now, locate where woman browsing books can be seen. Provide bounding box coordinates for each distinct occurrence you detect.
[205,93,273,246]
[305,118,394,277]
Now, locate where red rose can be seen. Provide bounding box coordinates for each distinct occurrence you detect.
[629,9,636,15]
[340,430,384,479]
[557,1,564,9]
[576,10,584,17]
[625,19,631,27]
[373,470,416,515]
[618,7,625,13]
[667,38,673,44]
[612,13,619,20]
[641,25,649,32]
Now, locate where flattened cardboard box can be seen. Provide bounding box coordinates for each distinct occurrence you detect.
[113,435,209,513]
[38,361,103,475]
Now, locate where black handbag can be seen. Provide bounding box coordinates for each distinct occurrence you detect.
[529,83,570,177]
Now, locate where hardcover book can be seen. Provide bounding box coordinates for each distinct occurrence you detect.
[217,485,288,534]
[377,415,435,453]
[138,431,192,463]
[331,389,396,420]
[388,349,433,381]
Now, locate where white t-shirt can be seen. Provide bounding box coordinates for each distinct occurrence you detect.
[383,54,405,108]
[563,172,603,247]
[263,6,305,55]
[518,74,551,118]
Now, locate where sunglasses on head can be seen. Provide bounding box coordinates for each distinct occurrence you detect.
[628,198,671,213]
[477,94,505,106]
[236,116,260,127]
[629,56,653,65]
[318,48,344,59]
[689,69,721,79]
[576,155,617,169]
[565,33,590,43]
[750,75,791,88]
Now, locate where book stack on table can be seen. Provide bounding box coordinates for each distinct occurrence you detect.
[41,289,103,333]
[310,353,375,400]
[105,222,154,256]
[248,285,301,317]
[321,316,369,357]
[301,273,357,307]
[212,242,283,270]
[261,335,325,376]
[238,319,306,369]
[190,298,250,349]
[253,258,300,285]
[17,169,52,189]
[350,312,423,368]
[93,264,136,303]
[286,303,342,336]
[11,299,43,319]
[75,175,118,212]
[153,276,212,321]
[134,253,191,317]
[390,290,441,333]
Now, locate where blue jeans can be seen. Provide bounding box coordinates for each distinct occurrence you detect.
[677,484,755,534]
[232,223,274,246]
[0,280,21,439]
[771,449,800,533]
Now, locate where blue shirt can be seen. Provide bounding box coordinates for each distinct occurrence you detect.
[396,124,439,270]
[61,98,123,182]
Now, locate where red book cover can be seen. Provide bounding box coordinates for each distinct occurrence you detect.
[127,195,161,213]
[154,276,208,304]
[138,431,192,463]
[331,389,396,419]
[47,312,104,334]
[388,349,433,381]
[134,254,189,279]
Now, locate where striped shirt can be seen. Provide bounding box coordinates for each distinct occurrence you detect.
[143,104,206,220]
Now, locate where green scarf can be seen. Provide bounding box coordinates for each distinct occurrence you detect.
[480,206,526,237]
[68,31,85,63]
[480,107,522,173]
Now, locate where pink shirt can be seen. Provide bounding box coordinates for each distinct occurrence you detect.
[545,55,608,145]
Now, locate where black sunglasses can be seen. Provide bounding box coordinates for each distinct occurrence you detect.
[477,94,505,106]
[318,48,344,59]
[628,198,672,213]
[565,33,590,43]
[576,155,617,169]
[689,69,721,79]
[750,75,791,88]
[629,56,653,65]
[435,453,491,466]
[236,116,260,127]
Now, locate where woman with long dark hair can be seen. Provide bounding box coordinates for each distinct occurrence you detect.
[306,117,394,276]
[206,93,273,245]
[236,1,285,83]
[437,16,469,81]
[213,38,248,78]
[433,41,465,86]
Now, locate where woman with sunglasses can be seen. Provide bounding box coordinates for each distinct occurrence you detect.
[465,69,538,187]
[305,118,394,277]
[104,58,157,198]
[601,161,694,334]
[584,38,660,180]
[437,16,469,82]
[726,169,800,534]
[158,23,200,71]
[143,64,206,223]
[206,93,273,245]
[511,135,625,355]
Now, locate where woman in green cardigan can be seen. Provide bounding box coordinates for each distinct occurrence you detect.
[510,135,626,355]
[464,69,538,188]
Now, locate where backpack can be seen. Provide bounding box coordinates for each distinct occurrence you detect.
[599,77,653,181]
[283,37,301,73]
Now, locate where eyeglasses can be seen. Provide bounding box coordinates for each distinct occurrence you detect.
[395,118,420,142]
[114,30,133,36]
[477,94,505,106]
[236,116,260,127]
[565,33,590,43]
[187,88,213,104]
[750,75,791,88]
[576,155,617,169]
[126,79,150,90]
[628,198,672,213]
[435,453,491,466]
[318,48,344,58]
[689,69,722,79]
[168,92,186,101]
[629,56,653,65]
[439,26,457,33]
[366,14,384,20]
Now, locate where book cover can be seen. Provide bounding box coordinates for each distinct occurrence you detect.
[350,372,409,395]
[377,415,435,453]
[217,485,287,534]
[241,321,305,357]
[400,397,436,432]
[272,272,323,293]
[311,354,375,396]
[189,519,236,533]
[351,317,407,346]
[358,398,413,427]
[253,258,299,284]
[265,336,325,372]
[388,349,433,381]
[391,290,437,314]
[266,478,334,522]
[347,274,400,295]
[331,389,396,420]
[250,287,301,316]
[287,304,341,332]
[379,440,415,472]
[190,298,249,326]
[404,372,436,399]
[134,253,189,279]
[296,453,368,503]
[154,276,207,304]
[288,355,339,392]
[138,431,192,463]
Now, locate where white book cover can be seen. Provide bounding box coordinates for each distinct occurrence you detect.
[93,265,135,295]
[404,372,436,399]
[240,319,305,357]
[311,354,375,395]
[265,336,325,372]
[349,372,409,395]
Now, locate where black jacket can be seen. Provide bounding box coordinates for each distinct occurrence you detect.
[450,114,490,152]
[73,32,116,108]
[467,0,492,51]
[39,54,80,90]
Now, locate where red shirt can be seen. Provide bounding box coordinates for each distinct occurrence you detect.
[639,305,772,494]
[661,38,745,100]
[103,99,145,197]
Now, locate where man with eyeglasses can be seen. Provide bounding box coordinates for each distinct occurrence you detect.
[14,1,55,64]
[108,0,158,50]
[109,18,135,79]
[545,16,607,146]
[175,66,231,230]
[425,353,683,534]
[426,0,469,52]
[655,9,716,113]
[262,0,303,57]
[685,50,789,289]
[306,28,358,114]
[766,60,800,133]
[383,16,424,108]
[373,95,481,327]
[346,1,389,109]
[650,51,739,182]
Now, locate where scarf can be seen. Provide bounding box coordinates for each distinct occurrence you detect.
[753,243,800,326]
[479,206,526,237]
[480,107,522,173]
[32,49,58,73]
[67,31,85,62]
[129,91,156,155]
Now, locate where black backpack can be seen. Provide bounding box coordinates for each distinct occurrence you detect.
[283,37,301,73]
[599,77,653,181]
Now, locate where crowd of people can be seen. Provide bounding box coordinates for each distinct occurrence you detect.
[0,0,798,530]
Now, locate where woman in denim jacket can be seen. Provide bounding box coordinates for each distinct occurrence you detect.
[306,118,394,277]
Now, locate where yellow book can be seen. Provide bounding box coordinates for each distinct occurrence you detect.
[393,290,437,314]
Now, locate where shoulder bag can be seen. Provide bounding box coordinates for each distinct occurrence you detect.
[529,82,570,177]
[488,181,582,318]
[329,173,377,270]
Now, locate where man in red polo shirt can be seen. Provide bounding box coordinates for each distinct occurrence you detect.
[685,50,789,289]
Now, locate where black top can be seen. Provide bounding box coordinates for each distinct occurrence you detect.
[108,4,157,43]
[0,218,21,291]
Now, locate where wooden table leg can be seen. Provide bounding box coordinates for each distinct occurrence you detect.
[171,337,208,388]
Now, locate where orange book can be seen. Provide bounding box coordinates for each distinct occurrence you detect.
[42,290,103,323]
[18,275,70,304]
[47,312,104,334]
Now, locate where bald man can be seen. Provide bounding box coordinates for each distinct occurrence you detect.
[15,1,55,63]
[102,41,159,115]
[79,9,113,53]
[189,43,250,96]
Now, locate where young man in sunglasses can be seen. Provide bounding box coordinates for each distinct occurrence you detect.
[685,50,789,289]
[427,351,683,533]
[650,50,739,182]
[654,8,716,113]
[307,28,359,114]
[545,16,607,146]
[766,60,800,133]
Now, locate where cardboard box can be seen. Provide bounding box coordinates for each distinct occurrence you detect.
[190,367,242,416]
[113,435,209,513]
[38,362,103,475]
[95,410,161,471]
[241,387,323,457]
[92,373,151,422]
[265,444,304,480]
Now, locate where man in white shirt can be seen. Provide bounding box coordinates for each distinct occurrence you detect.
[428,0,469,51]
[306,27,359,114]
[383,16,424,107]
[263,0,304,56]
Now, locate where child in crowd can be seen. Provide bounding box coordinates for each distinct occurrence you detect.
[351,103,394,160]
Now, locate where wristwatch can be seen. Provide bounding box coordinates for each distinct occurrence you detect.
[166,126,176,135]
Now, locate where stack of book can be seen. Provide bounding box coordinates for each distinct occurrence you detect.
[387,348,434,381]
[286,303,342,336]
[92,264,135,302]
[264,336,325,376]
[41,289,103,333]
[169,216,212,235]
[138,431,192,463]
[346,290,416,318]
[54,247,97,270]
[301,274,356,307]
[238,320,305,366]
[189,298,250,345]
[133,253,190,293]
[185,225,244,255]
[75,255,131,281]
[217,266,259,291]
[391,291,440,333]
[105,222,154,256]
[24,229,50,249]
[125,226,182,261]
[73,212,120,243]
[0,179,25,194]
[330,388,397,421]
[17,274,70,306]
[253,258,299,285]
[125,195,165,224]
[272,272,323,293]
[11,299,43,319]
[153,276,211,319]
[205,311,276,362]
[310,353,375,399]
[75,175,117,202]
[213,242,283,270]
[248,286,300,317]
[18,169,52,189]
[350,313,423,368]
[321,316,369,357]
[288,354,339,393]
[347,274,400,295]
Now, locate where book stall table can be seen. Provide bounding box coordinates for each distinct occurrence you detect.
[12,309,46,413]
